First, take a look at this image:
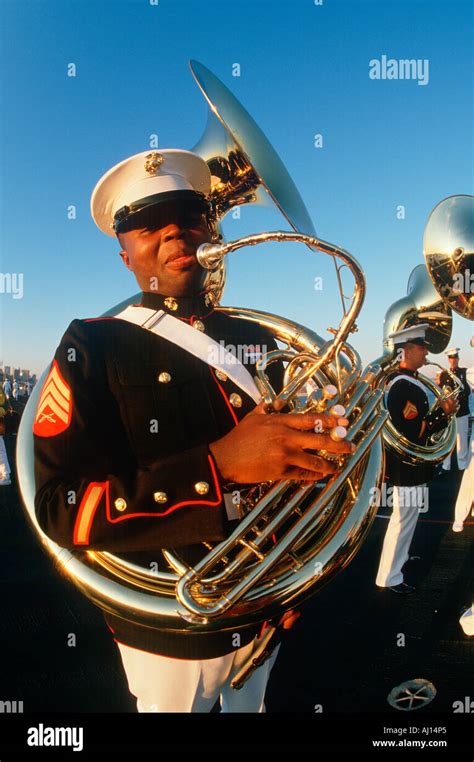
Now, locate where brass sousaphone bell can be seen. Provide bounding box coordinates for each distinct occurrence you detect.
[424,194,474,321]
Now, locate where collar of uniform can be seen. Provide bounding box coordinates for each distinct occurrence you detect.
[140,291,214,320]
[399,366,418,378]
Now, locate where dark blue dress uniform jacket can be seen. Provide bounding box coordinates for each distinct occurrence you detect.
[33,291,284,658]
[439,367,471,418]
[385,367,448,487]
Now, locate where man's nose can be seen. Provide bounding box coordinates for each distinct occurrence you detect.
[162,222,187,241]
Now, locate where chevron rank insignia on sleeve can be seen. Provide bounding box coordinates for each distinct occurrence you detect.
[402,400,418,420]
[33,360,72,437]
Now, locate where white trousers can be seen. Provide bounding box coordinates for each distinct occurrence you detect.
[117,638,280,713]
[0,437,11,483]
[459,606,474,636]
[454,431,474,526]
[376,485,426,587]
[443,414,470,470]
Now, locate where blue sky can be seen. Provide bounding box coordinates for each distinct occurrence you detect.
[1,0,473,376]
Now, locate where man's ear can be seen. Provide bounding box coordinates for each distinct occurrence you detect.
[117,233,132,270]
[118,248,131,269]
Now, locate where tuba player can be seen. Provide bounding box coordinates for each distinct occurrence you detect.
[32,149,352,712]
[375,324,457,594]
[440,347,472,473]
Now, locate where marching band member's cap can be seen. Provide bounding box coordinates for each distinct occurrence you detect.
[445,347,461,357]
[389,323,429,347]
[91,149,212,237]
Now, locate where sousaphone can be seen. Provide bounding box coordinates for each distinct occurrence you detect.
[374,193,474,466]
[18,62,386,652]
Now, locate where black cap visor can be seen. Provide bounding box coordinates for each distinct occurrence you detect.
[394,337,428,348]
[114,190,210,234]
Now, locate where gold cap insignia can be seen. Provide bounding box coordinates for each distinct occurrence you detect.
[144,152,164,175]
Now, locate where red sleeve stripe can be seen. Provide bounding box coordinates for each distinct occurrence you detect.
[72,454,223,536]
[73,481,108,545]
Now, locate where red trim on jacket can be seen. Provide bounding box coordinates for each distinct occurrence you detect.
[177,309,216,324]
[209,368,239,426]
[106,454,223,524]
[83,317,117,322]
[258,620,269,639]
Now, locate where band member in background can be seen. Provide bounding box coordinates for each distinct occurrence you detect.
[454,336,474,531]
[452,430,473,532]
[0,388,11,487]
[459,604,474,636]
[440,347,471,472]
[33,149,351,712]
[376,324,457,594]
[2,378,12,401]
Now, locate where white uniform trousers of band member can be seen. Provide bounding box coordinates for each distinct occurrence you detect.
[442,414,470,470]
[376,485,426,588]
[0,436,11,486]
[453,432,474,529]
[459,606,474,636]
[116,638,280,713]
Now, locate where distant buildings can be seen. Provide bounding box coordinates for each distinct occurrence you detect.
[0,363,37,395]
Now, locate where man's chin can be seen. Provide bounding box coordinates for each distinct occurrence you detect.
[158,270,206,296]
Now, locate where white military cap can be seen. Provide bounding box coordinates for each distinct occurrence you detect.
[389,323,429,345]
[445,346,461,356]
[91,149,212,237]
